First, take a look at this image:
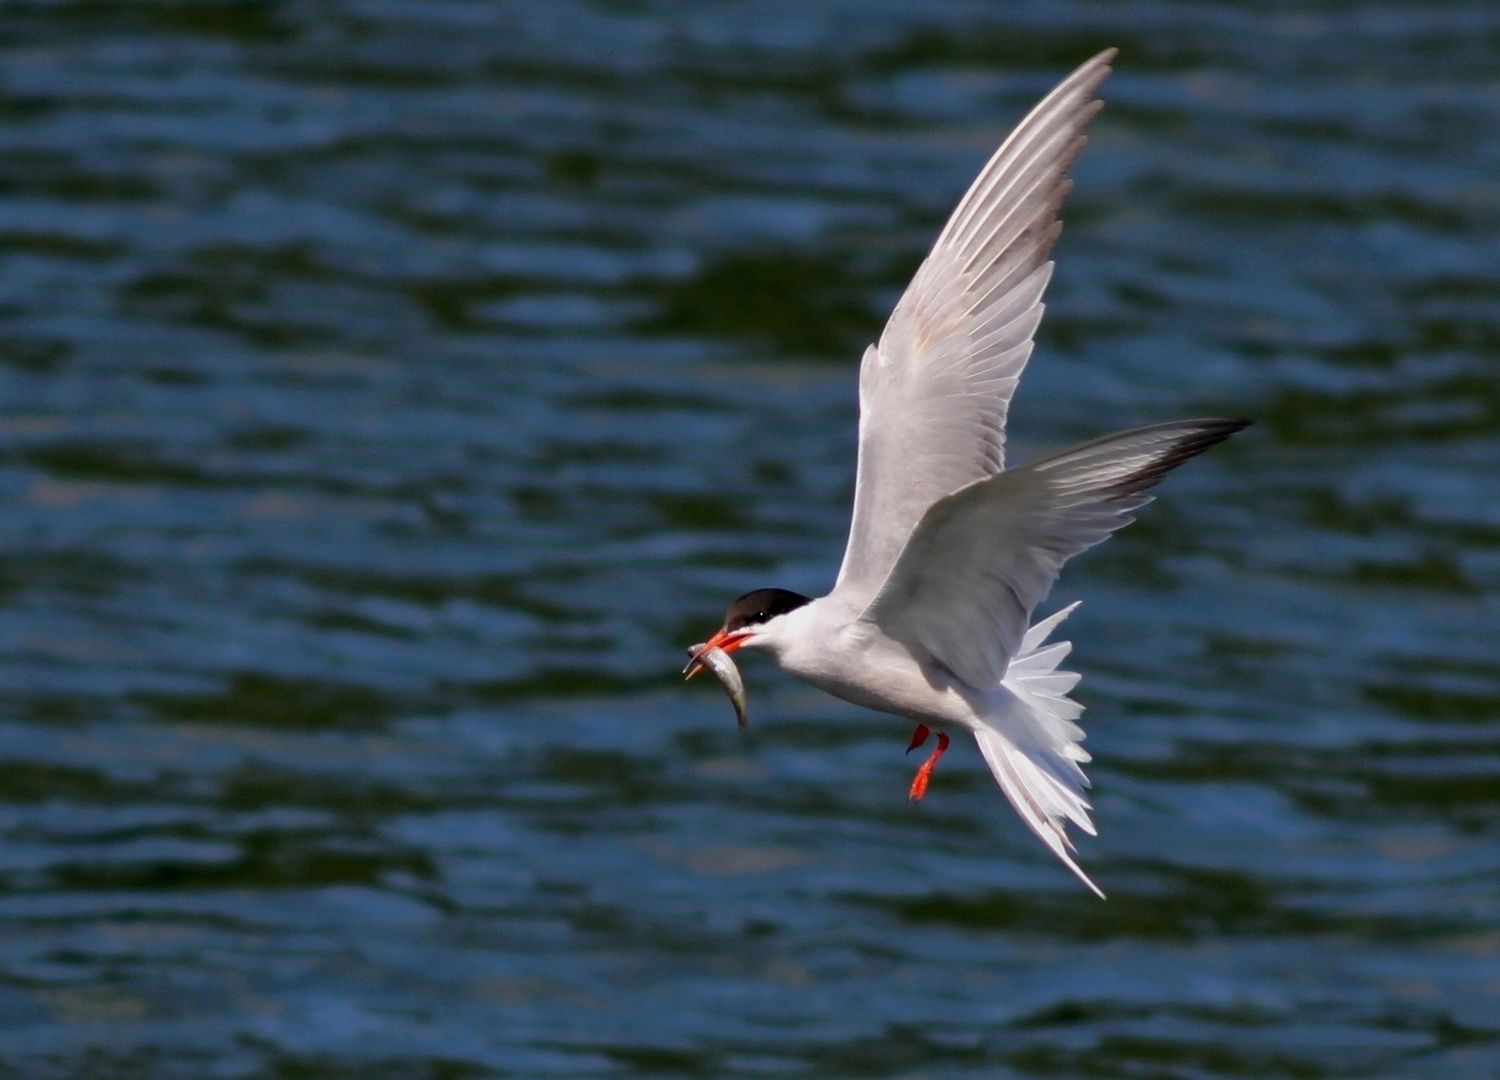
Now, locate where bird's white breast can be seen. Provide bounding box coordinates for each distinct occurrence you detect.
[758,601,983,729]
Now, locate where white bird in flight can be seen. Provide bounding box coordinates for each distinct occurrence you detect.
[684,49,1248,897]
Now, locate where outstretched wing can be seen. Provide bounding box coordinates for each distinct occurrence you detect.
[861,419,1250,691]
[830,50,1117,614]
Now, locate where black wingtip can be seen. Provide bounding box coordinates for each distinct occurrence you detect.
[1189,416,1253,447]
[1193,417,1254,453]
[1110,417,1250,496]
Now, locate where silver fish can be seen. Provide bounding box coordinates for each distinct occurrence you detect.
[684,642,749,728]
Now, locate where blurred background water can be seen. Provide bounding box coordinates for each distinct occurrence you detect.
[0,1,1496,1077]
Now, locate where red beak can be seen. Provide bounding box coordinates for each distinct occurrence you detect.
[683,626,750,678]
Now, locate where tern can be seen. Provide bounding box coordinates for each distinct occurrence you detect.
[684,49,1247,896]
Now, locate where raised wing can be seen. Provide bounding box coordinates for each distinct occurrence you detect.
[862,419,1250,691]
[830,50,1116,613]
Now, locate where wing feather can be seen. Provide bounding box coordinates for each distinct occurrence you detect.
[862,419,1250,691]
[830,50,1117,612]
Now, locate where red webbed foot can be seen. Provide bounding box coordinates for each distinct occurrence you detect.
[908,732,950,801]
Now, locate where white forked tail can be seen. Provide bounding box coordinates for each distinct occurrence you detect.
[972,602,1105,898]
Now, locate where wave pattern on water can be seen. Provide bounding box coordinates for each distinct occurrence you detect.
[0,1,1497,1077]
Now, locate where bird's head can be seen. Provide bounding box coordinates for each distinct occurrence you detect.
[683,587,811,677]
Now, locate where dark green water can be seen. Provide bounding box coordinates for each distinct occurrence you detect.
[0,2,1497,1076]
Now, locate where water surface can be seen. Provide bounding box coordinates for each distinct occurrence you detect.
[0,1,1498,1077]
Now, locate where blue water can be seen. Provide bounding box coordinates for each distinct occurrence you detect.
[0,2,1497,1076]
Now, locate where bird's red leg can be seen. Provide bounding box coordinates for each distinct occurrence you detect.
[906,723,930,754]
[908,732,950,802]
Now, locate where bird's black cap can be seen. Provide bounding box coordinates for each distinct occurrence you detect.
[724,588,811,632]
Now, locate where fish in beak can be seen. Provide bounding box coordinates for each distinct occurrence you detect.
[683,630,750,728]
